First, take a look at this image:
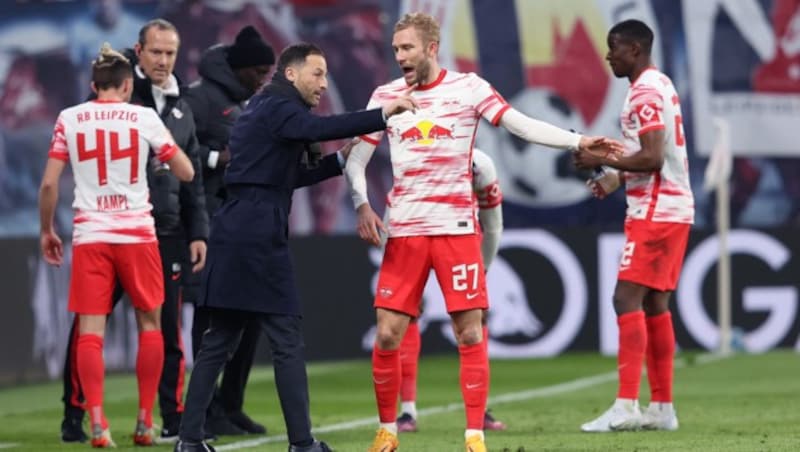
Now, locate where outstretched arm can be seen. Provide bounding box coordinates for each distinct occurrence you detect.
[498,108,582,149]
[574,129,665,173]
[498,108,623,156]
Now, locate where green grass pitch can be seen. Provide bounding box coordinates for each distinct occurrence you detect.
[1,351,798,451]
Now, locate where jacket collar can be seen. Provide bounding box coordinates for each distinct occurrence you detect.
[134,65,180,97]
[263,72,310,109]
[198,44,251,102]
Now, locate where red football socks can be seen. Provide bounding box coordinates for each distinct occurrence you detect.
[399,322,421,402]
[373,346,401,423]
[136,330,164,427]
[617,311,646,400]
[646,312,675,402]
[77,333,107,429]
[459,342,488,430]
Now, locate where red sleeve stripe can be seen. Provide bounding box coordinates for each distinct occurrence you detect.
[638,124,665,136]
[157,144,179,162]
[360,134,380,145]
[478,198,502,208]
[490,104,511,126]
[476,94,505,115]
[48,149,69,160]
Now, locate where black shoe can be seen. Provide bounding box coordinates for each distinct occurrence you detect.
[206,414,247,436]
[288,439,333,452]
[60,416,88,443]
[227,411,267,434]
[160,413,182,443]
[174,439,216,452]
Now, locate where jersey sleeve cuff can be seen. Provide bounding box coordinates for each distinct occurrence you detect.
[158,143,179,162]
[48,150,69,161]
[490,104,511,126]
[638,124,665,136]
[360,134,380,146]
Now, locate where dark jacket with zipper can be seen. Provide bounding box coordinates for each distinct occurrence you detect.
[124,49,209,241]
[199,73,387,314]
[184,44,248,215]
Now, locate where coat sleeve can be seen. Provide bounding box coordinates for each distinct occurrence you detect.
[271,99,386,143]
[294,151,342,188]
[179,115,210,241]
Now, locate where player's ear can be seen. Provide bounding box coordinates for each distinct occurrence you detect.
[90,82,98,95]
[134,42,142,57]
[285,65,297,82]
[631,40,641,58]
[122,78,132,97]
[428,40,439,57]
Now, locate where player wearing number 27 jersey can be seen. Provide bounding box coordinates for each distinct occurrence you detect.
[39,44,193,447]
[346,13,623,452]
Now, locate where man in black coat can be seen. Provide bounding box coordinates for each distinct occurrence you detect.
[175,43,416,452]
[59,19,209,444]
[183,25,274,436]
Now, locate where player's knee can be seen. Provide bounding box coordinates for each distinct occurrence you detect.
[612,293,641,315]
[374,324,403,350]
[136,309,162,331]
[455,326,483,346]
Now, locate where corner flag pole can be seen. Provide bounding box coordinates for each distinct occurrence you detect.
[704,118,732,355]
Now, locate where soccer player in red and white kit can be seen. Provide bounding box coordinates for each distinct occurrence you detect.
[38,44,194,448]
[573,19,694,433]
[345,13,622,452]
[395,148,506,434]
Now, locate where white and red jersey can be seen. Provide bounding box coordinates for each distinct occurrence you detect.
[620,68,694,224]
[48,99,178,244]
[361,69,509,237]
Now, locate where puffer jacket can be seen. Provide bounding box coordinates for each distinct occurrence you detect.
[184,44,251,215]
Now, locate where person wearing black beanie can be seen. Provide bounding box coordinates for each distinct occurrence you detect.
[227,25,275,69]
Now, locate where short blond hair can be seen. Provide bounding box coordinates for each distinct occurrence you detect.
[394,12,440,45]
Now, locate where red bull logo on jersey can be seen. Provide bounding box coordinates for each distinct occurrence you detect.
[398,119,454,145]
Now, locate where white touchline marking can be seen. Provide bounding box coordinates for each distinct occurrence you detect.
[0,443,19,449]
[217,353,728,451]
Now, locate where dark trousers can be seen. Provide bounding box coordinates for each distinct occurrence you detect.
[61,236,187,425]
[158,236,188,424]
[180,308,311,446]
[191,306,260,415]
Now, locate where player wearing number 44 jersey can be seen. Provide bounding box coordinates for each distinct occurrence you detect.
[573,19,694,433]
[346,12,622,452]
[39,44,194,448]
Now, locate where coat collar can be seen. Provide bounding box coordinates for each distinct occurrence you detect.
[262,72,310,109]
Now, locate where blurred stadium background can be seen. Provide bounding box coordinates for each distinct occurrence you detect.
[0,1,798,447]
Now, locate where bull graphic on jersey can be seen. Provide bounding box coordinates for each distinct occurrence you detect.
[397,119,455,144]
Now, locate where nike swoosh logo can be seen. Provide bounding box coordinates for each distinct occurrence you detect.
[171,272,181,281]
[466,292,479,300]
[373,378,390,385]
[466,382,482,390]
[222,107,235,116]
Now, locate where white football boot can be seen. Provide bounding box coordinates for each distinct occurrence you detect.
[580,398,642,432]
[641,402,679,431]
